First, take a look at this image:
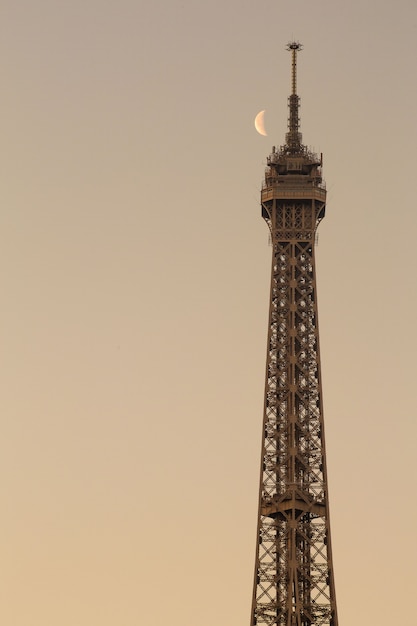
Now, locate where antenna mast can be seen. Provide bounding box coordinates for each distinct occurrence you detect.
[286,41,303,153]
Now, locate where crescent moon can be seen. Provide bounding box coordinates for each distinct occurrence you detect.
[254,110,267,136]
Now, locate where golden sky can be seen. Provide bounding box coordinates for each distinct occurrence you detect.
[1,1,417,624]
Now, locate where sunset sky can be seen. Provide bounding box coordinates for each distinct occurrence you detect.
[1,1,417,625]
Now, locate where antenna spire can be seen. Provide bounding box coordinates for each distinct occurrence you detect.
[285,41,303,153]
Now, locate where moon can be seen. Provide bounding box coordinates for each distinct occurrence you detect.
[254,110,267,136]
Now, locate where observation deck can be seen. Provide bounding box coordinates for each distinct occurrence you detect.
[261,181,326,203]
[261,149,326,204]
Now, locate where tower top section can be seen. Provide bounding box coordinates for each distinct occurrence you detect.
[265,41,323,171]
[261,42,326,217]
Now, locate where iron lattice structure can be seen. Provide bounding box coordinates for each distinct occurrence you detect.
[251,43,338,626]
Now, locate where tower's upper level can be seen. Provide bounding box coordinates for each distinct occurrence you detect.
[261,42,326,206]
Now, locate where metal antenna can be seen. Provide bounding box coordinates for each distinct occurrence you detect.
[286,41,303,153]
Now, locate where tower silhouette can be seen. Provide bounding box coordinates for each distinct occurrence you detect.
[251,43,338,626]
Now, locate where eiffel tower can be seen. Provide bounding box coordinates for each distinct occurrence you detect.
[251,42,338,626]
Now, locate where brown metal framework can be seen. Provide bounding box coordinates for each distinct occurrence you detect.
[251,43,338,626]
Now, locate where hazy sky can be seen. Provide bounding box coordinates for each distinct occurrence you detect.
[1,1,417,625]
